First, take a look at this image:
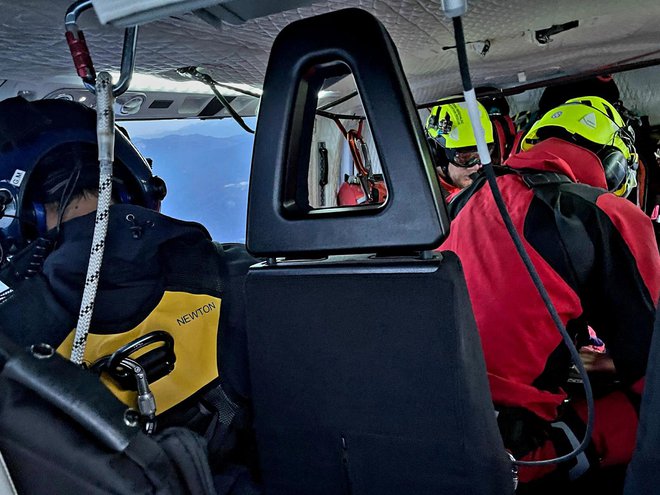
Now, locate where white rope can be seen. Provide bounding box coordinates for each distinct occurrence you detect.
[70,71,115,366]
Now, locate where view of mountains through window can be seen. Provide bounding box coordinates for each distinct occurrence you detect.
[122,118,255,243]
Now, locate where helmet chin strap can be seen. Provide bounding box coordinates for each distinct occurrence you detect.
[468,171,481,182]
[438,163,454,185]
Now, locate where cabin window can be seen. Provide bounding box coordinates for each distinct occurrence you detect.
[307,71,388,210]
[121,118,255,243]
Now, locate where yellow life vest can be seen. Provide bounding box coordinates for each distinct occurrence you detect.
[58,290,221,413]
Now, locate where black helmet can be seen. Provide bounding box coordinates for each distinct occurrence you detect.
[0,96,167,260]
[538,76,620,116]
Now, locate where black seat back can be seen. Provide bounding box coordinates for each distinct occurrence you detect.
[245,8,513,494]
[624,306,660,494]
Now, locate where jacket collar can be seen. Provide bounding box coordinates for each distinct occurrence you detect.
[42,204,210,286]
[505,138,608,190]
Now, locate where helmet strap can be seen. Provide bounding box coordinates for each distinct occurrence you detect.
[438,162,455,186]
[427,138,455,186]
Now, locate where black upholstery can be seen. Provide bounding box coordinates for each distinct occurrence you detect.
[245,7,513,494]
[0,333,217,494]
[623,306,660,494]
[246,254,513,494]
[246,8,448,257]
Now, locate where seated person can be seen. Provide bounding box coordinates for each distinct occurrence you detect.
[425,98,499,197]
[440,95,659,488]
[0,96,259,493]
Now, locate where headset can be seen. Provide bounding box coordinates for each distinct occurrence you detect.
[527,96,639,197]
[0,97,167,261]
[570,98,638,193]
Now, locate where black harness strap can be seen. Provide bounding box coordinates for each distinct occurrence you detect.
[447,165,514,218]
[520,171,596,290]
[449,167,595,291]
[520,171,572,188]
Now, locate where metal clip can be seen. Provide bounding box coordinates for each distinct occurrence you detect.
[507,451,519,492]
[65,0,138,96]
[116,357,157,434]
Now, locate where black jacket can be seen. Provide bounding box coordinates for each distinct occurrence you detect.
[0,204,258,467]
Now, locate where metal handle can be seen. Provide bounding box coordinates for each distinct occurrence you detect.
[65,0,138,96]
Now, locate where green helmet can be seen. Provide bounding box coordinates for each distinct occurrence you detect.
[522,96,638,197]
[426,99,494,149]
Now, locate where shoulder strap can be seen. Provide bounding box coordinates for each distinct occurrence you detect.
[448,166,517,218]
[0,332,136,452]
[520,171,572,188]
[520,171,595,289]
[451,167,594,290]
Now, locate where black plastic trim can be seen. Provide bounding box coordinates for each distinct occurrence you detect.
[246,8,448,257]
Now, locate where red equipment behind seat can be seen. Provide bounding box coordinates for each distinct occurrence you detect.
[337,180,388,206]
[490,114,517,162]
[511,130,527,157]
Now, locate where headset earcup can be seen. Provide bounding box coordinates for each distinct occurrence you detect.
[598,147,628,192]
[150,176,167,202]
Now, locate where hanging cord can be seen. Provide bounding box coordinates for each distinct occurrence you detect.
[448,12,594,467]
[65,0,137,364]
[317,91,359,112]
[177,66,255,134]
[70,72,115,366]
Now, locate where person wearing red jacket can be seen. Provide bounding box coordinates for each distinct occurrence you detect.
[441,96,660,488]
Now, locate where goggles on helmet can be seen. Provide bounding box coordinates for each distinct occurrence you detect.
[445,144,494,168]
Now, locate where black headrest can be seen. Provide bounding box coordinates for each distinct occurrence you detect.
[246,8,448,257]
[539,76,620,115]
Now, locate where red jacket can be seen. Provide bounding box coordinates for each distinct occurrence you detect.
[438,175,461,199]
[441,138,660,421]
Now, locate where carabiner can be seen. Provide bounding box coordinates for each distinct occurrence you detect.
[332,117,379,203]
[65,0,138,97]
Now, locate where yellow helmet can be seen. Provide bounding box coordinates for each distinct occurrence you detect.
[426,99,494,149]
[521,96,638,197]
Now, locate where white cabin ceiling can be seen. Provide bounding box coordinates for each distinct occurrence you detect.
[0,0,659,121]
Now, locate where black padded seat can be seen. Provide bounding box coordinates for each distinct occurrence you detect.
[245,8,513,494]
[623,306,660,494]
[247,253,513,494]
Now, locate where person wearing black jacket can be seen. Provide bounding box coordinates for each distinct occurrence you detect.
[0,96,259,494]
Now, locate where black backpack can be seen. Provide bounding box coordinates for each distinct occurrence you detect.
[0,332,216,495]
